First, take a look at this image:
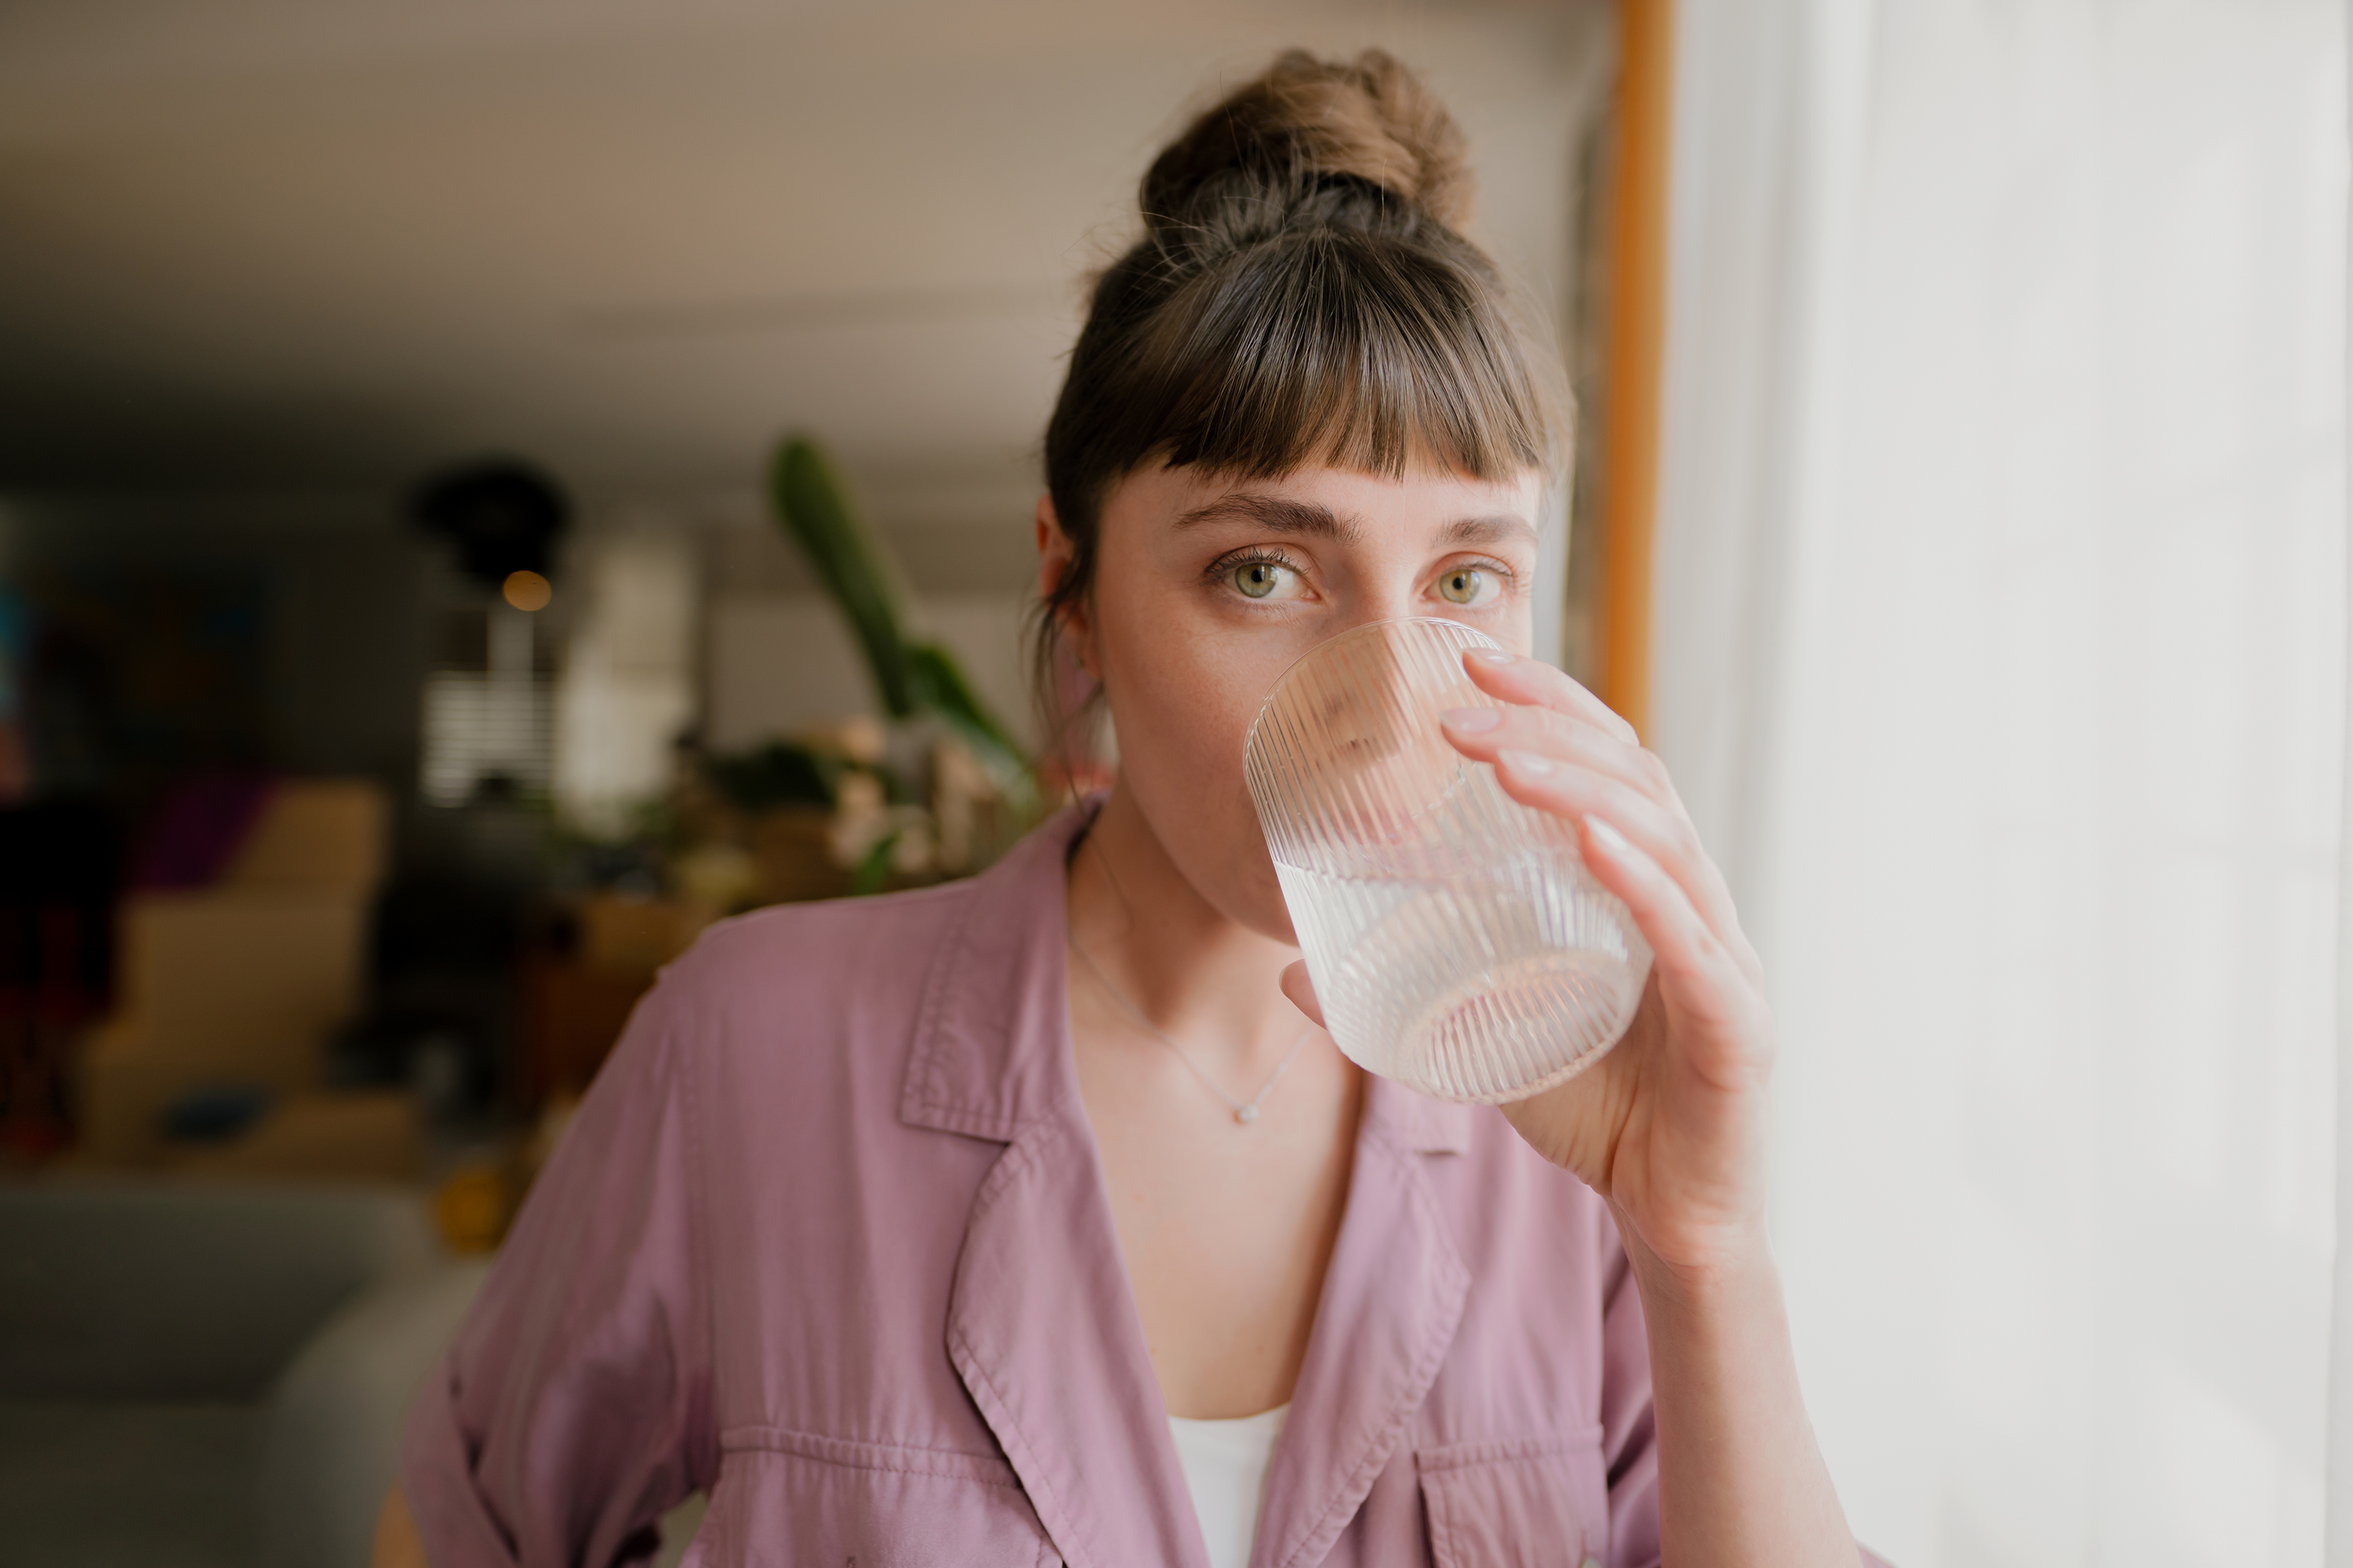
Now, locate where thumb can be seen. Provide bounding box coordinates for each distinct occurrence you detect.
[1279,960,1327,1028]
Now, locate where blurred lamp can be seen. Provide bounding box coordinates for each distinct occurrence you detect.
[502,571,552,612]
[410,458,571,593]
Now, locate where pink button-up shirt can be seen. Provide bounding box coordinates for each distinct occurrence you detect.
[404,802,1675,1567]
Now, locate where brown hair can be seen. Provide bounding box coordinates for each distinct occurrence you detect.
[1035,48,1566,737]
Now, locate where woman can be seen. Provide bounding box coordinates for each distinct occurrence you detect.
[382,50,1877,1568]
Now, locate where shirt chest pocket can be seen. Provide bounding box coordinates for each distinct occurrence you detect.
[688,1427,1063,1568]
[1417,1428,1610,1568]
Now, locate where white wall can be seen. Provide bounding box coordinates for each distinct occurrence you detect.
[0,1,1613,495]
[704,592,1032,754]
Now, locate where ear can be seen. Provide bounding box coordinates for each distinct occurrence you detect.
[1035,493,1099,679]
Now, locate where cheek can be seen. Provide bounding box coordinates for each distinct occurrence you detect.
[1093,598,1299,937]
[1099,604,1258,800]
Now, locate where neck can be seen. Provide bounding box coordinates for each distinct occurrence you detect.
[1066,780,1306,1079]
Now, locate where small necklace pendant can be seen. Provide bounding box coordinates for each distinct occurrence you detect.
[1234,1103,1260,1125]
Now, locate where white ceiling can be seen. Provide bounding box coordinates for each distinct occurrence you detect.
[0,0,1613,527]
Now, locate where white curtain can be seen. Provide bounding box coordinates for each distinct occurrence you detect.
[1648,3,2347,1564]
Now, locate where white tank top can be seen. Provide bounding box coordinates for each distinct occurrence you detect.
[1165,1404,1289,1568]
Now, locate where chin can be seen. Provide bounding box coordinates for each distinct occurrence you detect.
[1143,793,1302,945]
[1216,841,1302,945]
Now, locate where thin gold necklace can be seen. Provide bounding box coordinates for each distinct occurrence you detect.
[1066,934,1311,1125]
[1068,834,1310,1125]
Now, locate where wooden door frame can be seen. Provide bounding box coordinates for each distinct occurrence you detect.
[1597,0,1673,737]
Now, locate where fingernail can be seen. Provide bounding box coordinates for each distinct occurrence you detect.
[1469,648,1515,665]
[1441,706,1502,734]
[1585,816,1630,853]
[1498,748,1554,777]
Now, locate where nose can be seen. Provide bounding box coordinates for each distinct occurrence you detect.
[1291,622,1426,776]
[1293,583,1443,751]
[1252,620,1480,851]
[1335,581,1424,635]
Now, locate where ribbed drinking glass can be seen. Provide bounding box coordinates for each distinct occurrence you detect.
[1244,617,1651,1103]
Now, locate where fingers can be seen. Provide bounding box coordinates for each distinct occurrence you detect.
[1575,814,1750,1012]
[1488,745,1752,978]
[1439,701,1749,973]
[1454,646,1691,832]
[1444,651,1761,985]
[1279,960,1327,1028]
[1442,699,1674,805]
[1462,648,1638,745]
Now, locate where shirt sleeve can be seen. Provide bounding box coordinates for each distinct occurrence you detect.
[401,977,716,1568]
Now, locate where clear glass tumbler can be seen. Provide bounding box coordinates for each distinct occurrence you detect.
[1244,617,1652,1103]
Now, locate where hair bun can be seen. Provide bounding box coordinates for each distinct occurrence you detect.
[1142,49,1474,235]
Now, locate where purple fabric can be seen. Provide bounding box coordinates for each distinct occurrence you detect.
[132,771,279,890]
[404,801,1882,1567]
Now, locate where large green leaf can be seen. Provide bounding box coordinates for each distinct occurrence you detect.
[907,641,1026,786]
[769,437,916,716]
[768,435,1036,806]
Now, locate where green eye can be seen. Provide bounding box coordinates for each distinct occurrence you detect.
[1233,561,1284,599]
[1438,568,1486,605]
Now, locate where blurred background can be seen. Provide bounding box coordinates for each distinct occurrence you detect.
[4,1,2350,1567]
[0,1,1616,1564]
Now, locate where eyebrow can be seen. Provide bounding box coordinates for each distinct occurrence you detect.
[1438,514,1540,551]
[1174,493,1361,543]
[1175,492,1539,554]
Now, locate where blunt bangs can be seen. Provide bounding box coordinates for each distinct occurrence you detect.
[1145,229,1552,487]
[1062,224,1557,520]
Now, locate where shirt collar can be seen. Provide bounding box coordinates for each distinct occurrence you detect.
[907,795,1479,1567]
[898,795,1098,1142]
[897,792,1477,1160]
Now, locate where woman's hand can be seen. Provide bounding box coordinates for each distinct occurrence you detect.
[1280,649,1776,1286]
[1451,649,1777,1282]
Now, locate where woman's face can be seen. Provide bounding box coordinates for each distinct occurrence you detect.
[1043,461,1546,940]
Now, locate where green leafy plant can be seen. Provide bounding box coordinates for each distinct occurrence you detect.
[701,738,838,812]
[768,437,1032,797]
